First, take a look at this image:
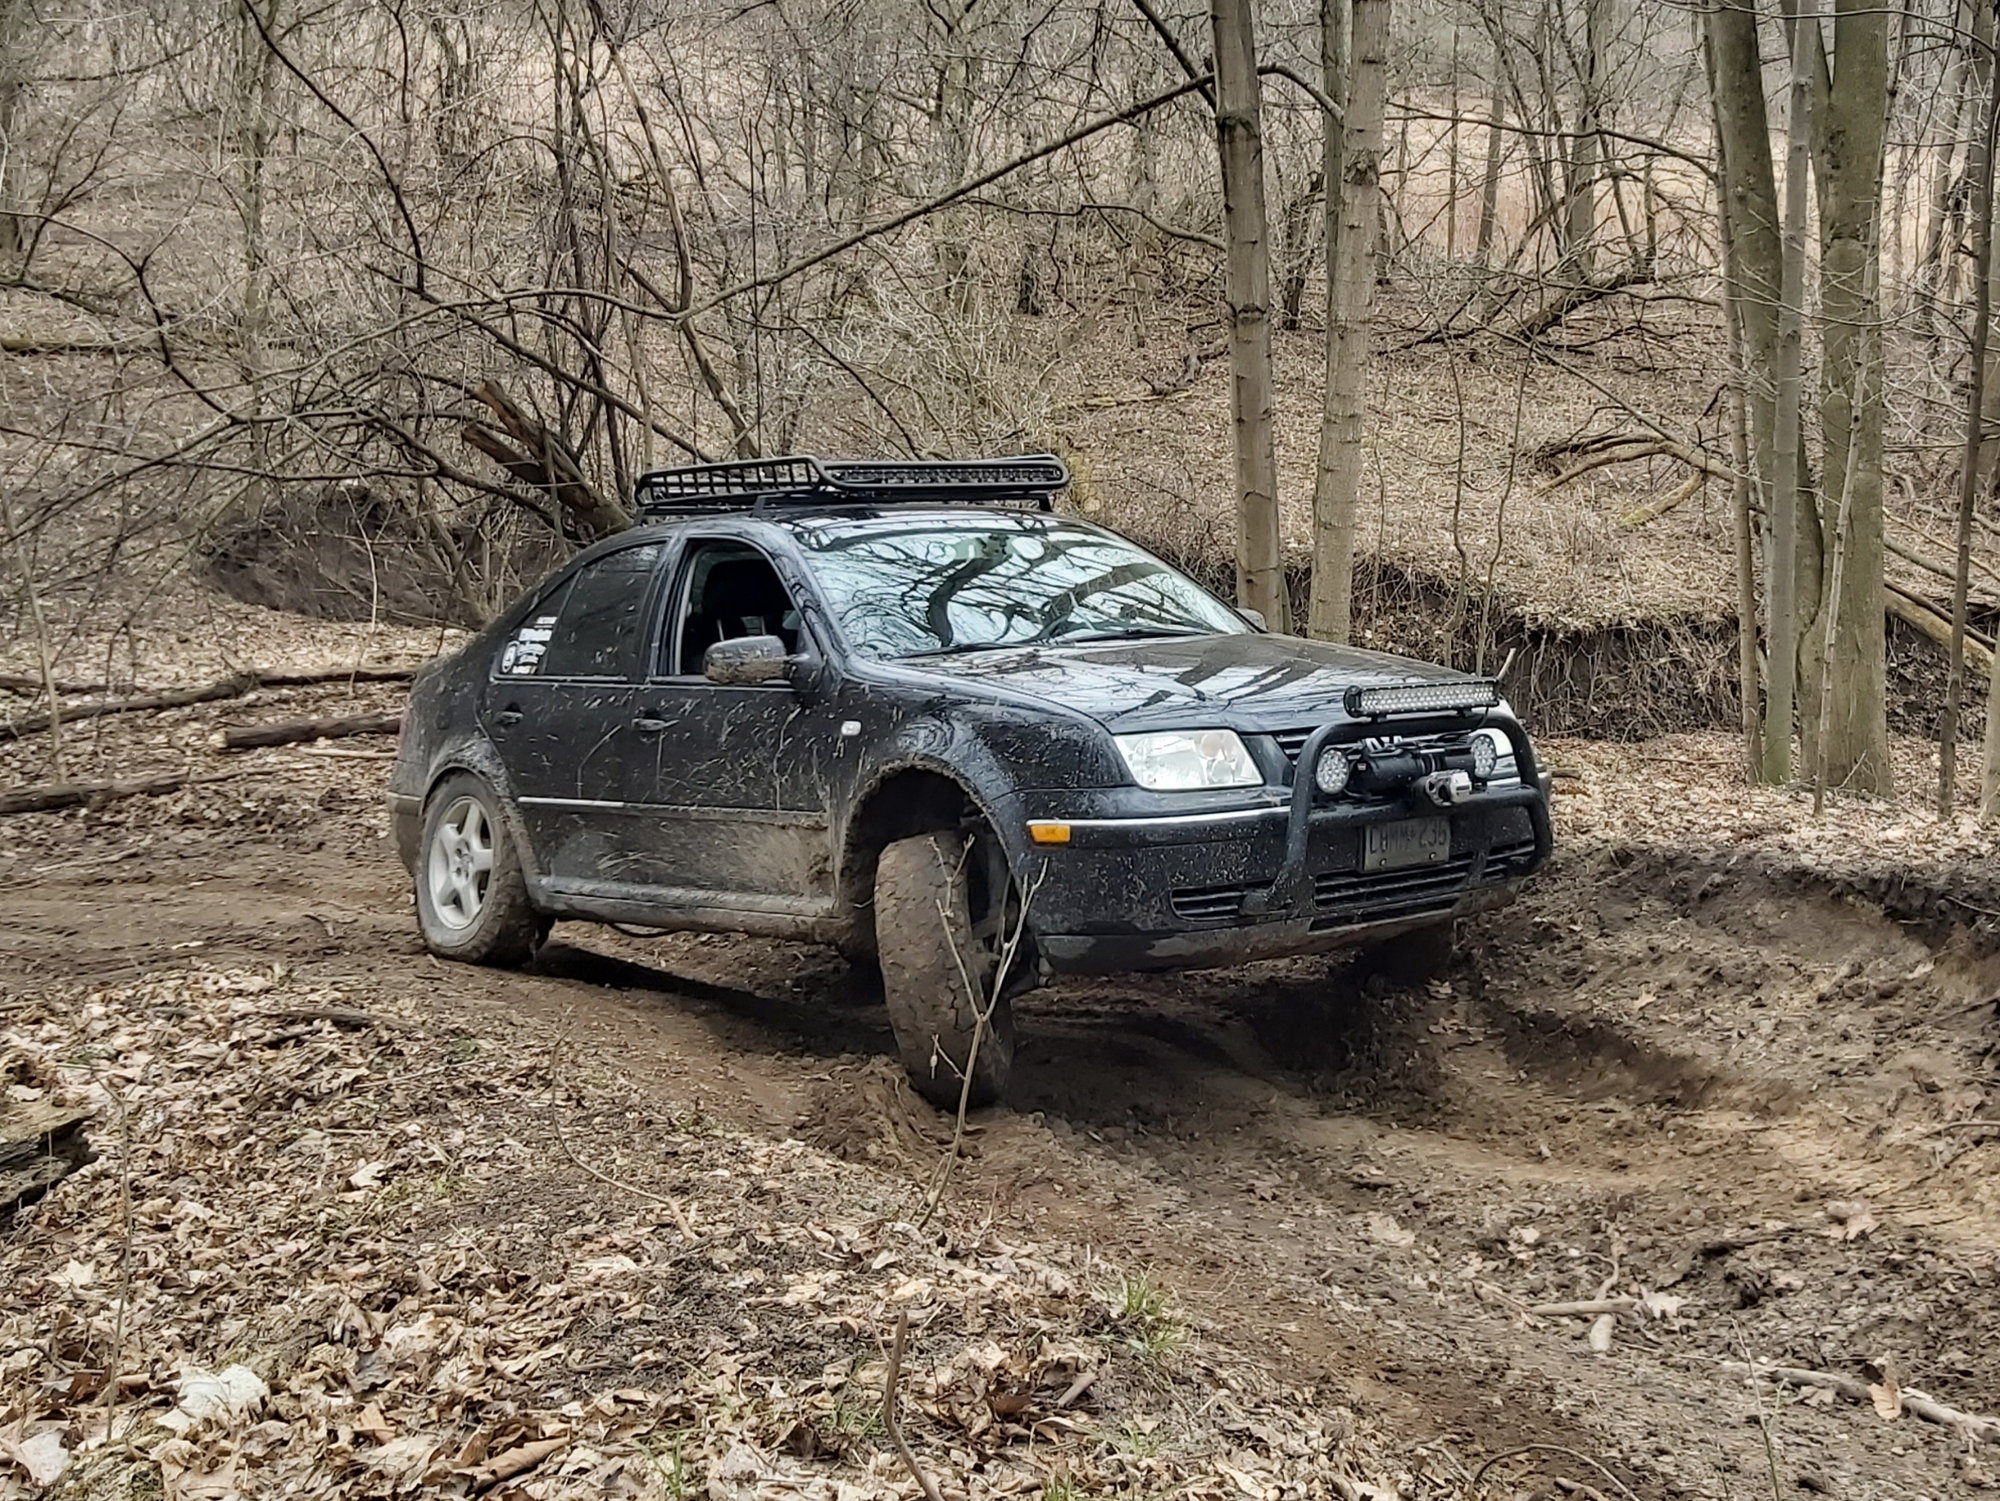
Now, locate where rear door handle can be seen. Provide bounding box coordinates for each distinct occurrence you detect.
[494,707,523,728]
[633,715,670,733]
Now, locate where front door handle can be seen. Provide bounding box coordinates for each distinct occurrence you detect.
[494,707,523,728]
[633,715,670,733]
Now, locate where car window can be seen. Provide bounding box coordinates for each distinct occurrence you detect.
[661,541,804,676]
[790,515,1247,659]
[499,543,664,679]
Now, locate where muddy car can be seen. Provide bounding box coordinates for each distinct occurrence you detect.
[389,455,1552,1106]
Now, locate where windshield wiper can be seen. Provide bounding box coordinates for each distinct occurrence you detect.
[897,641,1026,660]
[1044,626,1214,645]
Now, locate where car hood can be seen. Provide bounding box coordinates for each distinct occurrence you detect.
[893,632,1472,732]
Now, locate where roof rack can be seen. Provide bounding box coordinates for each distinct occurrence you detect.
[634,453,1070,516]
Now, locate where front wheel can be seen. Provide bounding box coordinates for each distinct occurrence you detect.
[415,772,546,967]
[874,830,1016,1109]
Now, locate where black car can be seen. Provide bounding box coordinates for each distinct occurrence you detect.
[389,455,1552,1106]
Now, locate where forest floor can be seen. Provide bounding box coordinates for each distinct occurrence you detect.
[4,607,2000,1500]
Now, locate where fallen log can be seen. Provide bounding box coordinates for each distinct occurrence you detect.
[1886,582,1995,679]
[0,768,258,817]
[0,665,422,741]
[220,709,402,751]
[2,1101,95,1229]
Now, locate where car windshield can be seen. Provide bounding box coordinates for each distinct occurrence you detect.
[791,514,1250,659]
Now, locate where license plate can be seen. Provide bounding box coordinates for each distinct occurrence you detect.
[1362,818,1452,872]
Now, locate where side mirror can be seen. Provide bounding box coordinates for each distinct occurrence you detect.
[703,634,791,686]
[1237,607,1267,631]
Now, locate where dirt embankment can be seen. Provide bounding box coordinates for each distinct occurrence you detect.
[3,730,1999,1499]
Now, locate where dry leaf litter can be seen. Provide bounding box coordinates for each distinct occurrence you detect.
[2,965,1407,1500]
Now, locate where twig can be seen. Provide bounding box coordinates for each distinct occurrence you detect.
[1471,1444,1640,1501]
[883,1311,946,1501]
[547,1030,698,1243]
[1526,1296,1638,1318]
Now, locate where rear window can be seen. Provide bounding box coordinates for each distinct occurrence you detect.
[500,544,663,679]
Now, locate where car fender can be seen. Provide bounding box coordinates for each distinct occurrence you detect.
[839,721,1038,886]
[419,735,548,889]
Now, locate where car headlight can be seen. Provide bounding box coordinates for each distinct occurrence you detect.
[1114,729,1261,791]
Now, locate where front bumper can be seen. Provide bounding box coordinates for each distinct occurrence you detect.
[1016,717,1553,974]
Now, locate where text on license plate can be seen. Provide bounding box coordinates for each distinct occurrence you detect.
[1362,818,1452,872]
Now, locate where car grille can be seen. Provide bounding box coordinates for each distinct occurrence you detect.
[1170,883,1252,922]
[1312,838,1537,919]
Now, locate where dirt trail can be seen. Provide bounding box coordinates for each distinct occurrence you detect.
[5,803,1999,1499]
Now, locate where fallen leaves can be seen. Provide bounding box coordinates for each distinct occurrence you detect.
[0,964,1391,1501]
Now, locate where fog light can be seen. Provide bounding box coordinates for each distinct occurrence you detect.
[1470,732,1498,780]
[1314,748,1352,795]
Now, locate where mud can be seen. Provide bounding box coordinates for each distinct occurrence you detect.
[4,801,1998,1499]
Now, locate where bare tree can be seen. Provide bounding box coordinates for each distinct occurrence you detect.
[1210,0,1289,628]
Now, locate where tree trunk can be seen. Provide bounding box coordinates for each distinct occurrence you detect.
[1769,0,1815,782]
[1210,0,1289,629]
[1309,0,1387,643]
[0,0,32,257]
[1562,0,1610,280]
[1802,0,1893,794]
[1704,0,1785,780]
[1475,79,1506,265]
[1941,52,1998,814]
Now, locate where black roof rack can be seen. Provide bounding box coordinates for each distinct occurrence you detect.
[634,453,1069,516]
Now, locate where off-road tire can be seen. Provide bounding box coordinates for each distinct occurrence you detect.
[874,830,1016,1109]
[416,772,546,967]
[1356,920,1456,989]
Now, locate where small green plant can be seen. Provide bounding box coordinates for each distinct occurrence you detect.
[1113,1269,1171,1323]
[1041,1474,1085,1501]
[1107,1268,1188,1364]
[634,1433,694,1501]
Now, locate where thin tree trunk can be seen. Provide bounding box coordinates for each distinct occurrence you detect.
[1769,0,1815,783]
[0,0,32,256]
[1476,79,1506,265]
[1949,65,2000,811]
[1210,0,1288,629]
[1915,0,1977,338]
[1716,156,1765,776]
[1309,0,1385,643]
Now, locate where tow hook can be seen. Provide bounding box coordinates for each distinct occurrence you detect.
[1419,770,1473,808]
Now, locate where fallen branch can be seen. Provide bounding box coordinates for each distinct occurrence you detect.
[1886,583,1995,679]
[883,1310,947,1501]
[219,710,401,750]
[0,768,262,817]
[1722,1361,2000,1446]
[1526,1297,1639,1318]
[1,666,421,740]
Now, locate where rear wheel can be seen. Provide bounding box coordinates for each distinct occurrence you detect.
[874,830,1016,1109]
[416,772,546,967]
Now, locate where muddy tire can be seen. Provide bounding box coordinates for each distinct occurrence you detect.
[1357,920,1456,989]
[416,772,546,967]
[874,830,1016,1109]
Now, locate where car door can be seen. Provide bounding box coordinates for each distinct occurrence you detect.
[606,534,842,909]
[482,540,670,885]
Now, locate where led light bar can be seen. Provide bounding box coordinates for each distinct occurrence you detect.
[1344,678,1501,719]
[635,453,1070,515]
